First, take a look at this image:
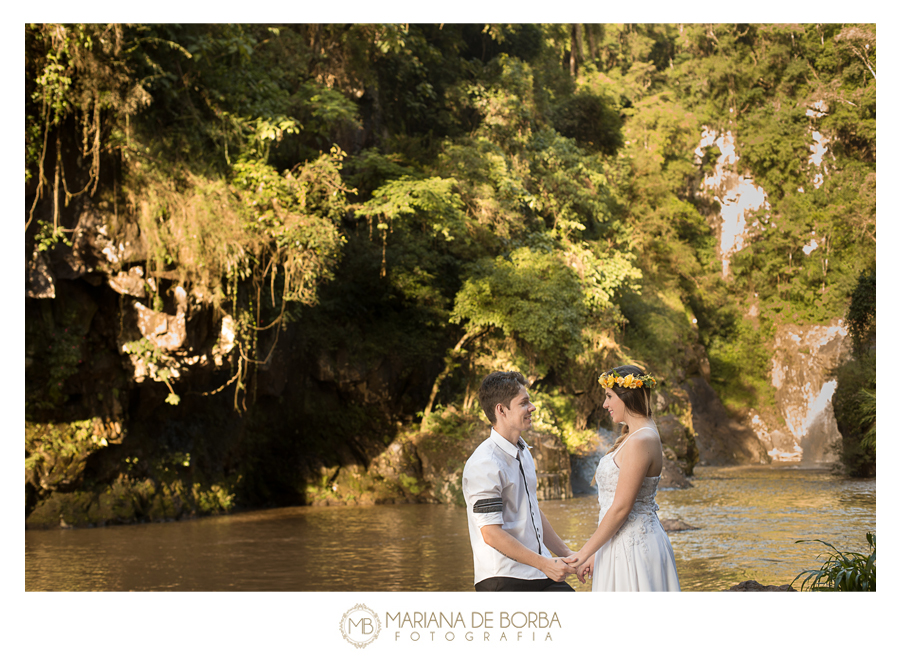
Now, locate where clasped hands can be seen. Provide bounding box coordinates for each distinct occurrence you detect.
[546,551,593,584]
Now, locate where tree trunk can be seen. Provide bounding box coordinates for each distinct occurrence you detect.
[570,24,582,76]
[424,326,489,417]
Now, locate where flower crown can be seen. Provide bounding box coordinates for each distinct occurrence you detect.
[598,370,658,390]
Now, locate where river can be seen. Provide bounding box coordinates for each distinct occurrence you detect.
[25,465,874,592]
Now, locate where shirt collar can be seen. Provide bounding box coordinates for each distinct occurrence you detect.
[489,428,528,458]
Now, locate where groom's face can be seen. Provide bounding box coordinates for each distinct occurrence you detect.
[499,385,536,434]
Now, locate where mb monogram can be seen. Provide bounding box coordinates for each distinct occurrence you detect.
[340,604,382,648]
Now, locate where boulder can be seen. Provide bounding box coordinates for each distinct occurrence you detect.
[26,249,56,299]
[659,456,693,490]
[725,580,796,592]
[367,415,576,507]
[660,518,698,532]
[108,266,147,297]
[656,413,698,475]
[133,285,188,352]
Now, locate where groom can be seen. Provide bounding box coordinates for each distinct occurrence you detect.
[462,371,578,591]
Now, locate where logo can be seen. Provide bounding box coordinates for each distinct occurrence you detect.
[340,604,382,648]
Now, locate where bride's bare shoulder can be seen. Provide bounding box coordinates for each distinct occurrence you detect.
[628,425,660,441]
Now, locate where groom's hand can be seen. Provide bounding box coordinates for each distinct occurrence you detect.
[542,556,576,582]
[562,554,589,584]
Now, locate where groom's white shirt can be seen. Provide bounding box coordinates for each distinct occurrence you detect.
[462,428,549,584]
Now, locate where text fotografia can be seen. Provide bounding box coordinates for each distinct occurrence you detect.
[387,611,561,642]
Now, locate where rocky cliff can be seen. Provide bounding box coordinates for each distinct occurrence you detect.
[693,125,850,465]
[26,193,847,529]
[766,321,851,463]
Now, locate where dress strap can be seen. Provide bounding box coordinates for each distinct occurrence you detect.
[614,426,658,453]
[628,426,659,439]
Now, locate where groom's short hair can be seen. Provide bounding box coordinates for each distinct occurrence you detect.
[478,371,527,425]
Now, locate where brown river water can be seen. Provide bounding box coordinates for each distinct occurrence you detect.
[25,465,875,592]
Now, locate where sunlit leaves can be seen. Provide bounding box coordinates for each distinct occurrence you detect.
[436,138,535,241]
[562,242,642,318]
[357,176,468,243]
[467,53,538,148]
[451,247,588,366]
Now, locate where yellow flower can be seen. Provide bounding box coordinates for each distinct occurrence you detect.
[635,380,643,388]
[615,376,624,385]
[623,374,634,387]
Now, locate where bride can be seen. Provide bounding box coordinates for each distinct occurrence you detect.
[564,365,681,591]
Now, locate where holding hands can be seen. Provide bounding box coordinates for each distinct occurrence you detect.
[543,555,578,582]
[542,550,593,585]
[563,552,593,582]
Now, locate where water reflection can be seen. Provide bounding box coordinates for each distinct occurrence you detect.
[26,466,874,592]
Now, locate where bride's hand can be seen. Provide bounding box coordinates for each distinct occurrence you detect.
[562,552,586,568]
[577,561,592,582]
[563,552,592,584]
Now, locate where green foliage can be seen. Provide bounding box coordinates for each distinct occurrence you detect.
[846,271,876,354]
[564,242,642,320]
[398,473,423,496]
[467,53,538,149]
[33,220,72,253]
[25,312,86,412]
[549,90,623,155]
[526,129,624,242]
[192,483,236,515]
[25,22,878,516]
[435,137,536,242]
[26,420,109,475]
[792,532,875,591]
[705,317,775,412]
[122,338,181,405]
[451,246,588,367]
[831,353,876,477]
[527,387,597,453]
[25,420,116,519]
[829,268,876,476]
[619,283,696,378]
[857,388,876,451]
[357,175,468,243]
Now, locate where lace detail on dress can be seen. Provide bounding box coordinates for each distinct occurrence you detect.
[594,439,662,563]
[589,427,681,591]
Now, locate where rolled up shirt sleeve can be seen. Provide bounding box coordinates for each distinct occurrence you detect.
[463,462,504,528]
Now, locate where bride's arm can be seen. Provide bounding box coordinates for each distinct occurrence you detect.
[563,437,655,569]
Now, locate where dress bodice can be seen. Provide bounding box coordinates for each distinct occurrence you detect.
[595,428,661,519]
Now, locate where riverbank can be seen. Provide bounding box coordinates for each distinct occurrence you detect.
[27,406,702,530]
[26,467,874,591]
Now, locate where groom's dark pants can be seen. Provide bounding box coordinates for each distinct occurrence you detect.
[474,577,575,591]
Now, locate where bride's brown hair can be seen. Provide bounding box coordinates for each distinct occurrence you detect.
[601,364,653,454]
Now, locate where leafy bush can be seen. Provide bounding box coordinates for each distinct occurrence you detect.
[451,246,588,367]
[846,270,876,355]
[549,91,624,155]
[831,354,876,477]
[792,532,875,591]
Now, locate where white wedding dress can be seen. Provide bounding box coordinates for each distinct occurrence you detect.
[591,428,681,591]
